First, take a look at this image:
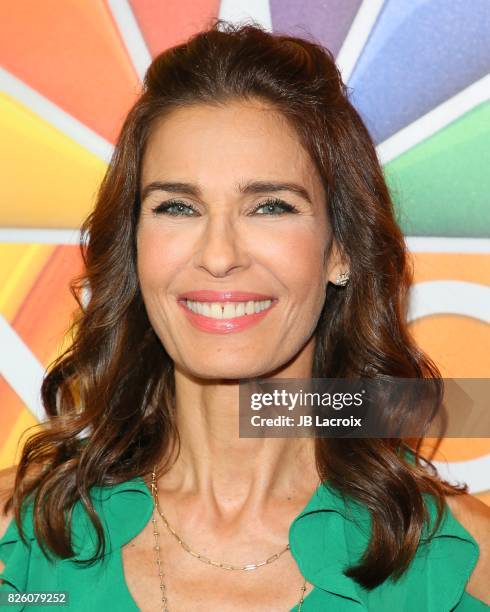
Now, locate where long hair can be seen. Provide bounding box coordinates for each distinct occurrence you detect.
[2,19,466,587]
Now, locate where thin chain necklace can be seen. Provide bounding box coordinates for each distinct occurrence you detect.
[150,465,308,611]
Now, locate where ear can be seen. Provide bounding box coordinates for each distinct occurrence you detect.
[324,239,350,286]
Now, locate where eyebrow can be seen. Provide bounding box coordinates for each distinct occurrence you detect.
[140,180,313,205]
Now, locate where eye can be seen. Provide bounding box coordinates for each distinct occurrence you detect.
[151,200,197,216]
[150,197,299,217]
[250,197,299,216]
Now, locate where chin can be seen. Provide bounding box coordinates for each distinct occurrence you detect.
[185,362,276,382]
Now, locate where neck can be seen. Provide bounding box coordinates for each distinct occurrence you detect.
[152,367,320,519]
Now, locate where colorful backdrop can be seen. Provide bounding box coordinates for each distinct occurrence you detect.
[0,0,489,504]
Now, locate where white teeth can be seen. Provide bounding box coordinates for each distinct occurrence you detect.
[223,303,235,318]
[245,300,255,315]
[210,303,222,318]
[185,299,273,319]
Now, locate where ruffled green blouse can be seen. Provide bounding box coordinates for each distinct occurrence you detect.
[1,474,488,611]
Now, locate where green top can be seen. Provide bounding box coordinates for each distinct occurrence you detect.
[0,473,488,611]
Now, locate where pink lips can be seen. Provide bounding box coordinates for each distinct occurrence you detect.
[177,290,277,334]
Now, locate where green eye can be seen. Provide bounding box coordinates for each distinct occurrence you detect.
[152,200,197,216]
[251,198,299,215]
[151,197,299,217]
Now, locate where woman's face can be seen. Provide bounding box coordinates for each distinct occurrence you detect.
[136,99,342,380]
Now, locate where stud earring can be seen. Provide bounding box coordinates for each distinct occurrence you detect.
[335,271,350,286]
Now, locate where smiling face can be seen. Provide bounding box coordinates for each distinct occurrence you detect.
[136,98,344,380]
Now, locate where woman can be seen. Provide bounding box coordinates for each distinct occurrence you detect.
[1,19,489,612]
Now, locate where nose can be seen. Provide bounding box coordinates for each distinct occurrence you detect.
[192,213,249,278]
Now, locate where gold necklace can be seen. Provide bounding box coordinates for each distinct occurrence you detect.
[150,465,308,611]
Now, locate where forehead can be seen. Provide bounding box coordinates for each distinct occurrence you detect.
[140,100,321,190]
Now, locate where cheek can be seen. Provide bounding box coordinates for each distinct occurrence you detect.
[267,225,326,289]
[136,225,185,288]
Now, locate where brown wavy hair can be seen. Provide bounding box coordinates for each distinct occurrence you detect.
[2,19,466,587]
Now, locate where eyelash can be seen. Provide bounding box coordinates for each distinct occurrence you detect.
[151,197,299,217]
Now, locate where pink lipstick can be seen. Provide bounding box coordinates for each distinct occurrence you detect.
[177,291,278,334]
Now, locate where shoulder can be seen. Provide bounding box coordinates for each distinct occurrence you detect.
[0,464,18,578]
[0,463,48,538]
[445,493,490,605]
[0,464,17,538]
